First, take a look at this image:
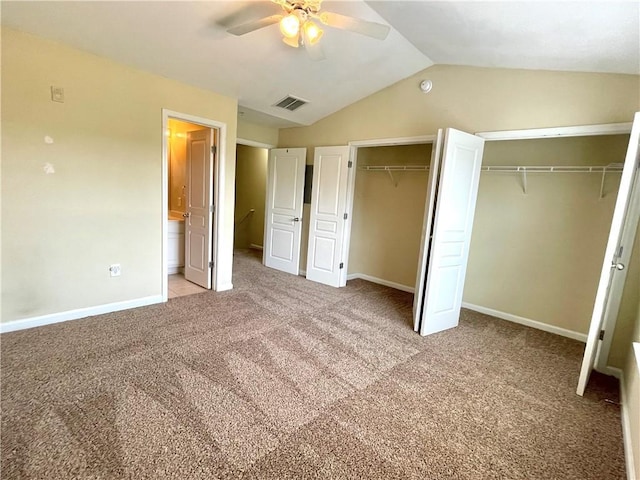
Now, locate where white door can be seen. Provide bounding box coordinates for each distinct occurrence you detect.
[306,146,351,287]
[416,128,485,336]
[596,172,640,372]
[413,130,443,330]
[264,148,306,275]
[184,129,214,289]
[577,112,640,396]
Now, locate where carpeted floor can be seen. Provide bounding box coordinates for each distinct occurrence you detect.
[1,249,625,479]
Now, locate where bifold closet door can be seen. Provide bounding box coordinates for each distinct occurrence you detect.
[264,148,306,275]
[577,111,640,396]
[414,128,485,336]
[306,146,351,287]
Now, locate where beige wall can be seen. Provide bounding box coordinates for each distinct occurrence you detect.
[237,119,278,146]
[348,144,431,287]
[278,65,639,150]
[167,119,207,215]
[1,28,238,323]
[465,135,628,334]
[234,145,268,250]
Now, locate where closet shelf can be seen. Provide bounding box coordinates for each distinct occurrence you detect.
[359,165,429,187]
[359,163,623,195]
[481,163,624,197]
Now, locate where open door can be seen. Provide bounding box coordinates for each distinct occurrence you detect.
[306,146,351,287]
[264,148,306,275]
[415,128,485,336]
[184,129,215,289]
[577,112,640,396]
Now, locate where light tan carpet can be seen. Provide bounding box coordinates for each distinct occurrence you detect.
[1,249,625,479]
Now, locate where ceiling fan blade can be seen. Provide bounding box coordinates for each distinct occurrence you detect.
[227,14,283,36]
[317,11,390,40]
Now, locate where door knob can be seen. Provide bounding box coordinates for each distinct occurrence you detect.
[293,217,300,222]
[612,262,625,270]
[183,212,191,218]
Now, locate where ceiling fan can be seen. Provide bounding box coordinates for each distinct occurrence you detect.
[227,0,391,59]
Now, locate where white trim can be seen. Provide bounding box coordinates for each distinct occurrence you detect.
[620,374,637,480]
[236,138,275,149]
[249,244,263,251]
[0,296,164,334]
[461,302,587,342]
[349,135,436,147]
[162,109,229,299]
[346,273,414,293]
[634,342,640,371]
[299,269,306,276]
[476,122,632,141]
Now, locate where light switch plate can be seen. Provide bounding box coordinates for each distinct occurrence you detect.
[51,86,64,103]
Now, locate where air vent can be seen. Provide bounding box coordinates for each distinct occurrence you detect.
[274,95,308,111]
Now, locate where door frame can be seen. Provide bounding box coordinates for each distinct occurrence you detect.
[162,109,228,301]
[342,135,436,287]
[475,120,634,377]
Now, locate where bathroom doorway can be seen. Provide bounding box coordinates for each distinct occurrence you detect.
[162,110,227,300]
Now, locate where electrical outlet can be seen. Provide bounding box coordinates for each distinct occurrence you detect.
[109,264,121,277]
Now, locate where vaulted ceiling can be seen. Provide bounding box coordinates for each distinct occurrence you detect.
[2,1,638,128]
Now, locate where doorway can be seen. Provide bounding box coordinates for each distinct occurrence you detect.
[162,109,228,302]
[234,143,269,255]
[166,119,210,298]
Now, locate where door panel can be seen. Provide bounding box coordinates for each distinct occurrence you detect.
[418,128,485,336]
[306,146,350,287]
[577,112,640,395]
[264,148,306,275]
[184,129,214,289]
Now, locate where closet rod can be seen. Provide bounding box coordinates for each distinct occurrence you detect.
[359,165,429,171]
[358,165,428,187]
[481,163,623,173]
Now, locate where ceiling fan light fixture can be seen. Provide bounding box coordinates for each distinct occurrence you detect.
[302,20,323,45]
[279,13,300,38]
[282,35,300,48]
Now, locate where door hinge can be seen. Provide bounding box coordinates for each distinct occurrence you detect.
[209,261,214,268]
[343,213,348,220]
[599,330,605,340]
[339,262,344,269]
[211,145,217,156]
[210,205,215,213]
[348,160,353,168]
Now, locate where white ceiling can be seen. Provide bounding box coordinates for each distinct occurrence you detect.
[2,1,638,129]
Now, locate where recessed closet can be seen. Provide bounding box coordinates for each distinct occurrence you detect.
[347,143,432,290]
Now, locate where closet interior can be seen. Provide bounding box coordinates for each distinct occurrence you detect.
[464,133,630,335]
[347,143,432,289]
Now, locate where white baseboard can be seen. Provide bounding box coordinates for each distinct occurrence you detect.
[619,374,637,480]
[0,295,164,334]
[598,366,622,379]
[299,269,306,276]
[461,302,587,343]
[167,266,184,275]
[346,273,414,293]
[249,244,263,251]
